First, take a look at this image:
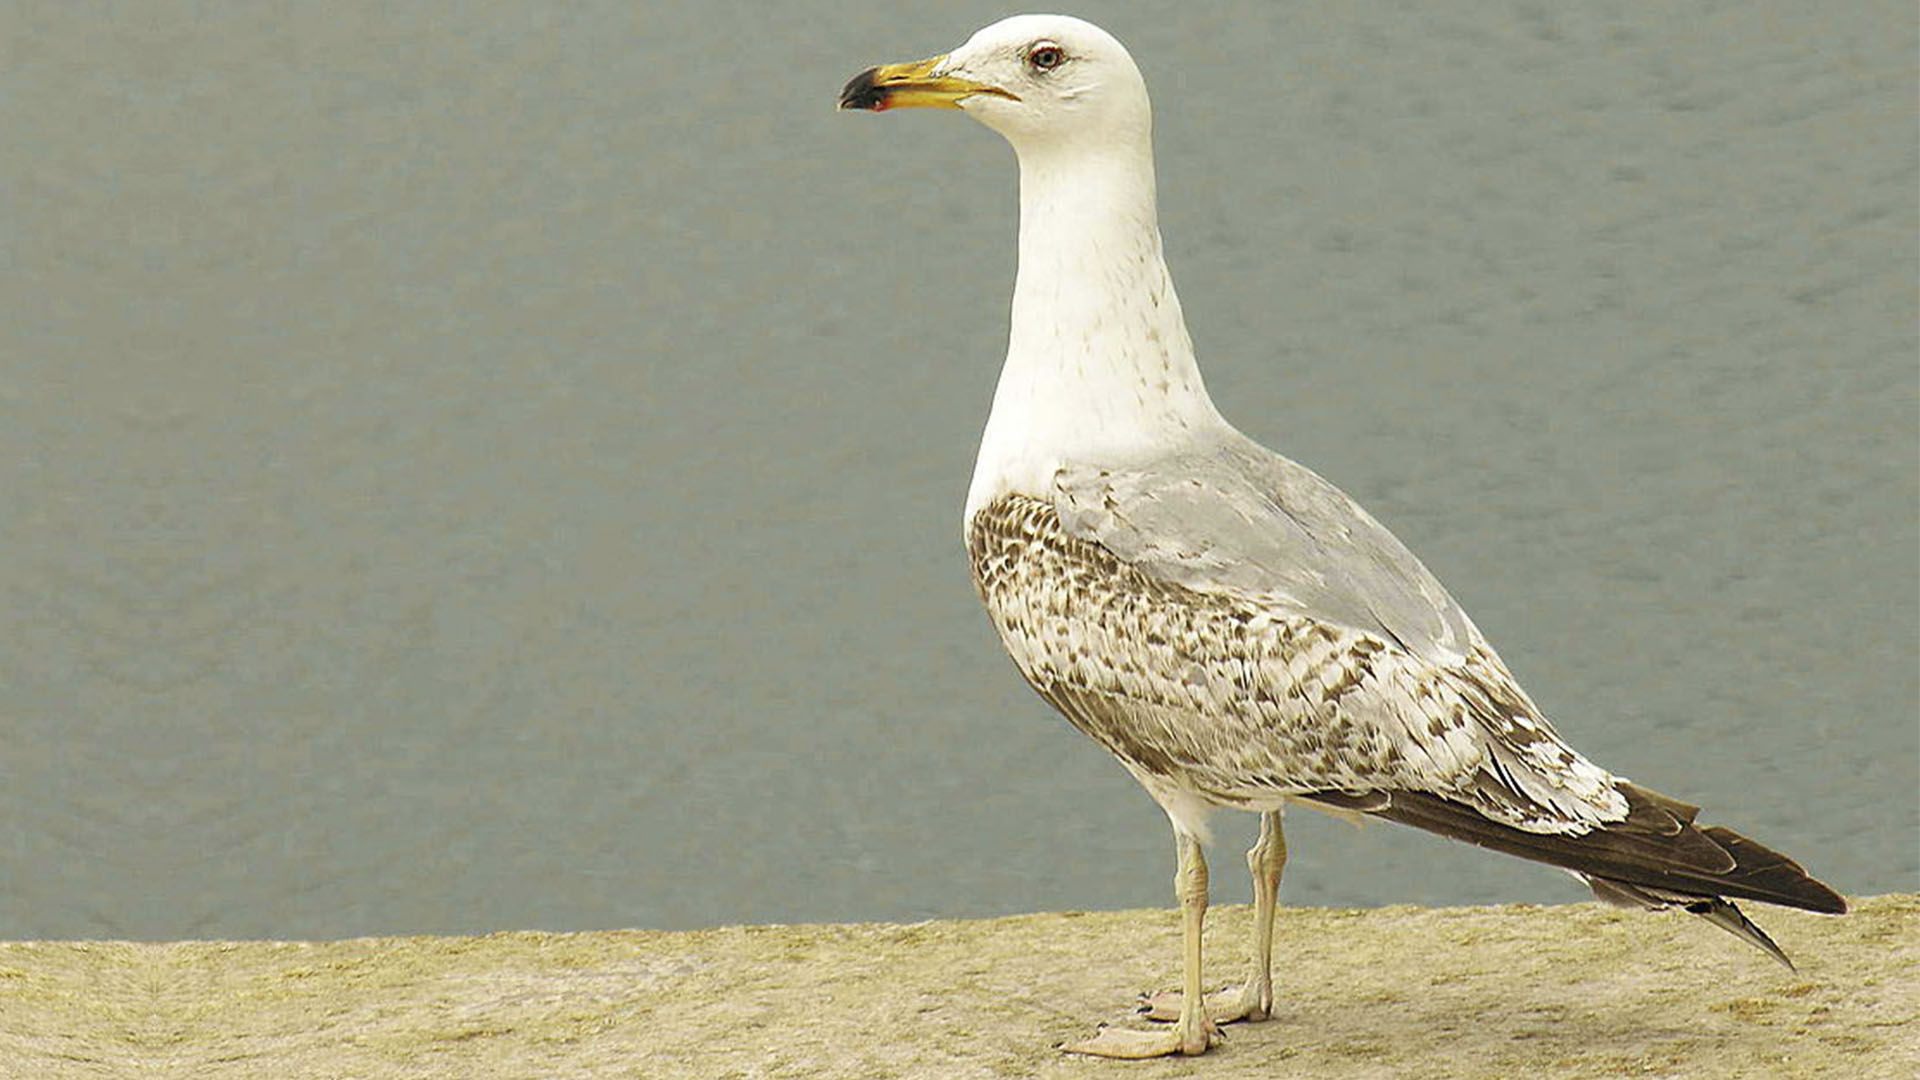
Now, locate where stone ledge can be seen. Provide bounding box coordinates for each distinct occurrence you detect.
[0,895,1912,1078]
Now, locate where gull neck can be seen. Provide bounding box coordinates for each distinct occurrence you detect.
[966,140,1225,523]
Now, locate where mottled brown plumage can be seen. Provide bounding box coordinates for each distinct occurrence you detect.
[968,492,1846,961]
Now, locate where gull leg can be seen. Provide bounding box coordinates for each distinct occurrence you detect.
[1237,809,1287,1020]
[1142,809,1287,1024]
[1064,831,1220,1058]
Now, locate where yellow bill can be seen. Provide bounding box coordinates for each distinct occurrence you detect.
[838,55,1018,112]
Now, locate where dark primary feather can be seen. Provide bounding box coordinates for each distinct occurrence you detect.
[1585,876,1799,969]
[1302,783,1847,964]
[1303,783,1845,913]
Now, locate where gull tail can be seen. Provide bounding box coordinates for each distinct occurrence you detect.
[1302,782,1846,966]
[1581,874,1796,968]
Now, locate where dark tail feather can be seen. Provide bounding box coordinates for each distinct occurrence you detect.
[1583,873,1795,968]
[1305,783,1846,914]
[1300,781,1846,964]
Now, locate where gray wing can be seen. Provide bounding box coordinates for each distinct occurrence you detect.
[1037,429,1628,831]
[1053,429,1475,666]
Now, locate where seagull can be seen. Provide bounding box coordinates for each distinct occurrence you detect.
[840,14,1846,1059]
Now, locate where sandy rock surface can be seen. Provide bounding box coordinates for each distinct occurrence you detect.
[0,895,1912,1078]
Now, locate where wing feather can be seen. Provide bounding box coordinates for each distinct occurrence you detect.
[969,486,1627,833]
[1054,431,1475,665]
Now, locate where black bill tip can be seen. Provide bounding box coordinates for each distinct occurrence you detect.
[839,66,886,111]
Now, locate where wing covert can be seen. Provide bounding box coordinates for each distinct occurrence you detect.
[1052,430,1477,666]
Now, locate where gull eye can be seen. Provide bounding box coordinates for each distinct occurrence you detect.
[1027,42,1065,71]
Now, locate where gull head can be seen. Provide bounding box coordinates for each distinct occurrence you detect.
[839,14,1151,155]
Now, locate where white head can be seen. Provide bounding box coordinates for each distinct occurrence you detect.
[843,16,1217,522]
[839,14,1152,157]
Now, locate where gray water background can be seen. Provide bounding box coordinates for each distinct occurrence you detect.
[2,1,1914,941]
